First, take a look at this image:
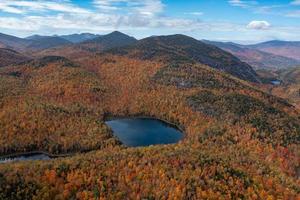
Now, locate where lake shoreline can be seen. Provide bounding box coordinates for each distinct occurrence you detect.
[104,113,186,147]
[103,113,186,135]
[1,114,186,162]
[0,151,73,161]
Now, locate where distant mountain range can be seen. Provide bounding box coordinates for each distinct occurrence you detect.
[1,31,300,82]
[0,31,136,53]
[0,33,71,51]
[79,31,138,52]
[59,33,101,43]
[1,31,299,69]
[204,40,300,69]
[27,33,101,44]
[25,35,72,51]
[32,31,138,59]
[0,33,30,50]
[248,40,300,61]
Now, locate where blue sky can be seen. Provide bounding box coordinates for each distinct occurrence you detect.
[0,0,299,43]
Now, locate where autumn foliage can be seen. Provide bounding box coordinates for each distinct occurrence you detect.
[0,53,299,199]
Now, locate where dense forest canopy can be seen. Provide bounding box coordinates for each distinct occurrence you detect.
[0,31,299,200]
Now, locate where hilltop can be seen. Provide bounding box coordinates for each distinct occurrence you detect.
[80,31,138,52]
[107,34,261,83]
[32,31,138,59]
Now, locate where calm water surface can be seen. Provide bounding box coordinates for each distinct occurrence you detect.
[271,80,281,85]
[105,118,183,147]
[0,153,50,164]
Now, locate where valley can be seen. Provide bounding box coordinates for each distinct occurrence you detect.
[258,67,300,110]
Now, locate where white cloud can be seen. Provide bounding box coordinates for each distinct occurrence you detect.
[247,20,271,30]
[93,0,164,16]
[0,0,90,14]
[0,17,40,30]
[0,4,24,14]
[228,0,288,16]
[187,12,204,16]
[0,12,203,33]
[228,0,257,8]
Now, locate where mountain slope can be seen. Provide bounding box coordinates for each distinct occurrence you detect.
[80,31,137,52]
[0,56,119,154]
[0,33,73,52]
[107,34,260,83]
[0,33,30,50]
[26,36,72,50]
[0,48,30,67]
[205,40,300,69]
[33,31,138,58]
[0,48,299,199]
[249,40,300,61]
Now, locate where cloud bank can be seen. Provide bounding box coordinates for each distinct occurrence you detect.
[0,0,298,42]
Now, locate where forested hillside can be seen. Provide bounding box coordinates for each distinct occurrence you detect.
[107,35,261,83]
[270,67,300,110]
[0,32,299,200]
[0,48,30,67]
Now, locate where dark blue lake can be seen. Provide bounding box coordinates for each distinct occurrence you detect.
[105,118,183,147]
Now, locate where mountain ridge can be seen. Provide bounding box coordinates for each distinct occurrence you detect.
[105,34,261,83]
[59,33,100,43]
[247,40,300,61]
[25,36,72,51]
[0,33,31,50]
